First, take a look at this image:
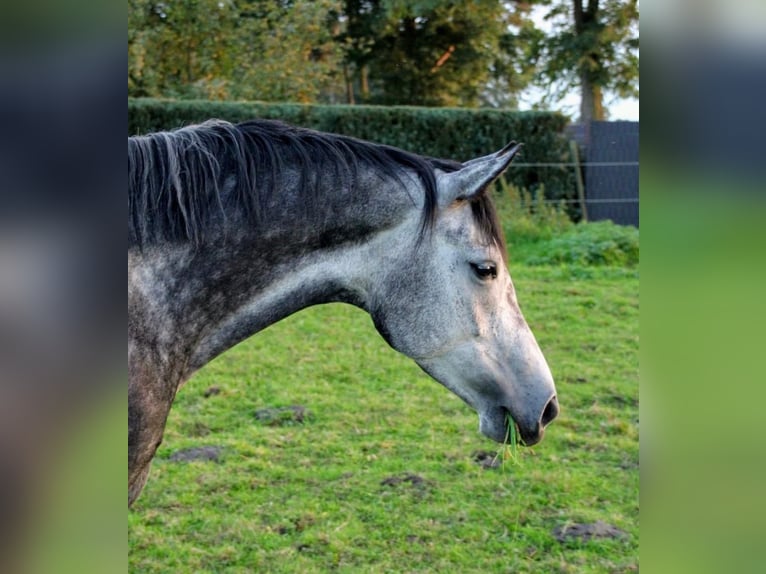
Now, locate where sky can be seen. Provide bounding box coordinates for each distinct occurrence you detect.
[535,91,640,121]
[518,86,639,121]
[609,97,640,121]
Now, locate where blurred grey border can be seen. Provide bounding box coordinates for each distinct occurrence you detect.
[0,15,124,572]
[642,0,766,186]
[642,2,766,573]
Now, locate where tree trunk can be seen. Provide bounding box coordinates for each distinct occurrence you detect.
[360,64,369,100]
[580,69,605,124]
[575,0,605,124]
[343,62,355,104]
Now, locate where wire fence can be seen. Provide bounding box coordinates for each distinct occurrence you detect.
[526,197,639,204]
[491,122,640,224]
[506,160,639,207]
[510,162,639,168]
[566,121,639,225]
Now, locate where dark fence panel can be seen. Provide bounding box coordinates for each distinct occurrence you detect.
[582,121,639,227]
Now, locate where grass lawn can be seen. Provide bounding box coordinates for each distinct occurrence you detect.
[128,264,638,573]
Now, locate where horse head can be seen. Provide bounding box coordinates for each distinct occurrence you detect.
[368,143,558,446]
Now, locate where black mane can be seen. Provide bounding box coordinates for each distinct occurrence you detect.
[128,119,504,256]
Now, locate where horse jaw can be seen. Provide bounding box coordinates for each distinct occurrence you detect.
[413,327,557,447]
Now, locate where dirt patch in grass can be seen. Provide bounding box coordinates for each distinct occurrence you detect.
[604,393,639,408]
[276,514,316,535]
[552,520,627,543]
[169,445,222,462]
[254,405,309,425]
[472,450,501,469]
[380,473,429,488]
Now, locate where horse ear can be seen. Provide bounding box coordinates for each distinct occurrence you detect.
[438,142,522,207]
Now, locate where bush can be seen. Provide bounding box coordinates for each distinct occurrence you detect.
[128,97,577,210]
[522,221,639,267]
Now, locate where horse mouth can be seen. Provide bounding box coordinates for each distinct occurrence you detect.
[479,407,545,447]
[478,406,511,443]
[517,422,544,446]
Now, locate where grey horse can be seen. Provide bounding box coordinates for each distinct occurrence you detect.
[128,119,558,506]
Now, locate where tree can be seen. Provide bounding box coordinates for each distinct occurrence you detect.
[340,0,516,107]
[229,0,345,103]
[531,0,639,123]
[481,1,542,109]
[128,0,344,103]
[128,0,241,99]
[128,0,638,116]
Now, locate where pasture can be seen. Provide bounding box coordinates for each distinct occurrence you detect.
[128,235,638,573]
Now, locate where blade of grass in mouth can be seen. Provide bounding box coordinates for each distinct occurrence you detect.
[496,414,520,468]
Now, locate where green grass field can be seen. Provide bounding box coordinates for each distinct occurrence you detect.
[128,254,638,572]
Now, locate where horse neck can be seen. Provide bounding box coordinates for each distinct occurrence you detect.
[132,172,420,381]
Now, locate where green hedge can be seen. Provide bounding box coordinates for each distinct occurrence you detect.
[128,97,577,210]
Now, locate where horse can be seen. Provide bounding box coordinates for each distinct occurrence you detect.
[128,119,559,506]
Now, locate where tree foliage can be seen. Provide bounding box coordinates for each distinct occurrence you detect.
[530,0,639,122]
[481,1,543,109]
[341,0,510,107]
[129,0,344,103]
[128,0,639,118]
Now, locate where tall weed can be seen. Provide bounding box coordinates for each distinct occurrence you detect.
[493,176,572,247]
[493,176,638,267]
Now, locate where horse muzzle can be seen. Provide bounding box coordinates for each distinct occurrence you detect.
[479,395,559,446]
[517,394,559,446]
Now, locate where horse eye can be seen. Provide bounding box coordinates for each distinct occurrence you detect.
[471,262,497,280]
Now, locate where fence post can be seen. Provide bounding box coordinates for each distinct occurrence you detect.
[569,140,588,222]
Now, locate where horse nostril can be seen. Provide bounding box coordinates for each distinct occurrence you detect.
[541,395,559,427]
